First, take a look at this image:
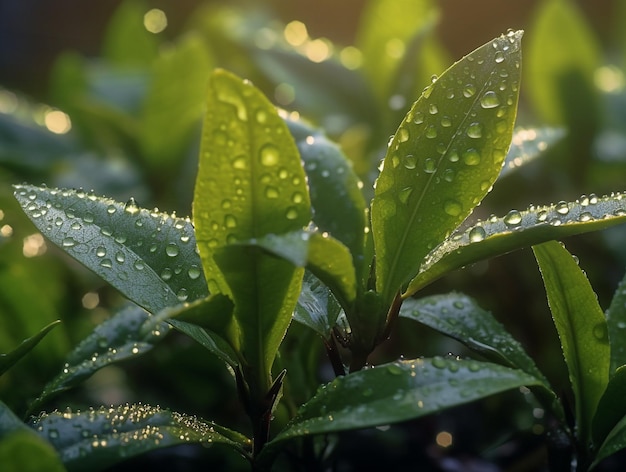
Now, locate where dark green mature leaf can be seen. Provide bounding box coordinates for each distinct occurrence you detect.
[139,34,212,170]
[400,294,548,383]
[0,321,60,377]
[526,0,600,124]
[29,305,168,414]
[0,431,67,472]
[533,241,609,446]
[193,69,311,387]
[287,118,367,277]
[13,185,208,315]
[406,193,626,295]
[592,366,626,449]
[258,358,543,466]
[605,271,626,374]
[371,31,522,304]
[0,400,31,438]
[500,127,566,178]
[294,272,342,338]
[592,412,626,469]
[29,404,251,472]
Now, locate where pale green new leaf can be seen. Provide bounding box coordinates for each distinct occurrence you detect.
[258,358,543,467]
[533,241,609,446]
[13,185,208,315]
[372,31,522,304]
[406,193,626,296]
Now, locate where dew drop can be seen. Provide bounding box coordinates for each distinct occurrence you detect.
[62,237,77,247]
[224,215,237,229]
[292,192,304,204]
[397,128,410,143]
[555,201,569,215]
[463,84,476,98]
[286,207,298,220]
[443,168,455,182]
[423,158,437,174]
[578,212,593,222]
[429,103,438,115]
[100,258,113,268]
[260,144,280,166]
[413,112,424,124]
[432,356,447,369]
[448,151,460,163]
[441,116,452,127]
[107,204,117,215]
[444,200,462,216]
[265,186,279,199]
[425,126,437,139]
[403,154,417,170]
[188,265,201,280]
[161,268,172,281]
[468,226,486,242]
[480,91,500,109]
[166,243,180,257]
[96,247,107,258]
[494,50,505,63]
[115,252,125,263]
[504,210,522,226]
[466,123,483,139]
[233,156,247,170]
[177,288,188,302]
[462,149,481,166]
[134,260,145,271]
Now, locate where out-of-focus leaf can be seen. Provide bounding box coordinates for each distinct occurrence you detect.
[526,0,600,124]
[406,193,626,295]
[294,272,342,338]
[533,241,609,446]
[0,431,66,472]
[29,404,251,472]
[13,185,208,315]
[0,321,60,377]
[605,270,626,374]
[101,0,159,67]
[28,305,167,414]
[592,365,626,449]
[500,127,566,178]
[372,31,522,304]
[258,358,543,467]
[139,34,212,170]
[592,412,626,469]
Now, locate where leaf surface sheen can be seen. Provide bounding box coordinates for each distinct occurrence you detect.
[372,31,522,303]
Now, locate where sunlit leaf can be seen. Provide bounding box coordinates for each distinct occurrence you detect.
[0,321,60,377]
[533,241,609,446]
[13,185,208,315]
[372,31,522,304]
[500,127,566,178]
[30,404,251,471]
[258,358,543,467]
[406,192,626,296]
[294,272,342,338]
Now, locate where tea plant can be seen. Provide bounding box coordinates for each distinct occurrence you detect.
[3,26,626,472]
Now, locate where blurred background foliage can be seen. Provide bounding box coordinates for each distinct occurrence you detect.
[1,0,626,469]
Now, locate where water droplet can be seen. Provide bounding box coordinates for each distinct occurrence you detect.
[462,149,481,166]
[62,237,77,247]
[441,116,452,127]
[233,156,247,170]
[292,192,304,204]
[100,258,113,268]
[443,168,455,182]
[448,151,460,163]
[96,247,107,257]
[255,109,267,124]
[444,200,462,216]
[423,158,436,174]
[107,204,117,215]
[425,126,437,139]
[589,193,598,205]
[397,128,409,143]
[124,198,139,214]
[463,84,476,98]
[265,187,279,199]
[432,356,447,369]
[188,265,201,280]
[260,144,279,166]
[469,226,486,242]
[115,252,125,263]
[429,103,438,115]
[494,50,505,63]
[480,91,500,109]
[134,260,145,271]
[161,268,172,280]
[164,243,180,257]
[403,154,417,169]
[286,207,298,220]
[555,201,569,215]
[593,322,608,342]
[398,187,413,204]
[224,215,237,229]
[504,210,522,226]
[578,212,593,222]
[413,112,424,124]
[177,288,188,302]
[466,123,483,139]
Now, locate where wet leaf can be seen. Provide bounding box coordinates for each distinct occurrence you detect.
[0,321,61,377]
[193,69,311,387]
[294,272,342,338]
[29,305,168,414]
[371,31,522,304]
[605,271,626,374]
[258,358,543,467]
[533,241,609,446]
[13,184,208,315]
[406,192,626,295]
[29,404,251,472]
[592,366,626,449]
[500,127,566,178]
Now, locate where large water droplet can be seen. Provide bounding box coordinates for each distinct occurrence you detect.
[423,158,437,174]
[115,252,125,263]
[466,123,483,139]
[462,149,481,166]
[444,200,462,216]
[96,247,107,258]
[403,154,417,169]
[177,288,188,302]
[480,91,500,109]
[425,126,437,139]
[107,204,117,215]
[441,116,452,127]
[260,144,280,166]
[397,128,410,143]
[555,201,569,215]
[504,210,522,226]
[265,186,279,199]
[469,226,486,242]
[188,265,201,280]
[100,258,113,268]
[62,237,77,248]
[286,207,298,220]
[463,84,476,98]
[428,103,438,115]
[124,198,139,215]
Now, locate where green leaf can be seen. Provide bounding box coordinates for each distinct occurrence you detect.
[371,31,522,304]
[287,118,367,276]
[605,271,626,374]
[593,415,626,469]
[293,272,342,338]
[0,431,67,472]
[13,185,208,315]
[533,241,609,446]
[258,358,543,467]
[526,0,600,125]
[29,404,251,472]
[355,0,438,106]
[0,321,60,377]
[139,34,212,170]
[193,69,311,389]
[28,305,167,414]
[399,294,548,384]
[592,365,626,449]
[101,0,159,67]
[0,400,31,438]
[500,127,566,178]
[406,193,626,295]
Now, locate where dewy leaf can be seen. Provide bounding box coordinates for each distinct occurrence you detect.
[0,320,60,377]
[193,69,311,388]
[28,305,169,414]
[371,31,522,304]
[605,270,626,374]
[13,185,208,315]
[287,117,367,278]
[533,241,609,446]
[406,192,626,296]
[294,272,342,338]
[499,127,566,178]
[258,357,543,467]
[29,404,251,472]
